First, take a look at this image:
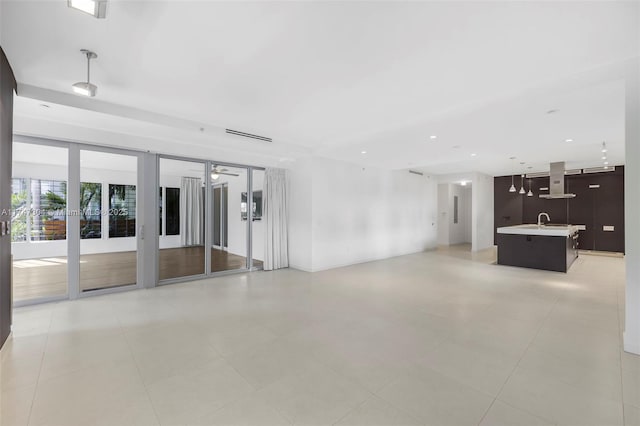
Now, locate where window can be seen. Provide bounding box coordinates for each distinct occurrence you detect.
[80,182,102,239]
[10,178,68,241]
[165,187,180,235]
[11,178,28,242]
[31,179,67,241]
[109,184,136,238]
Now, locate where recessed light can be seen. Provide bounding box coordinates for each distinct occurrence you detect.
[602,148,607,153]
[471,153,477,157]
[430,135,437,140]
[604,161,609,165]
[460,181,467,186]
[565,138,573,142]
[361,151,367,154]
[602,156,607,160]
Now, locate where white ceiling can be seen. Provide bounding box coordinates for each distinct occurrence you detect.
[1,1,638,175]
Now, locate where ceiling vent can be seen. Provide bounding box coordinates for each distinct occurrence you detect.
[409,170,424,176]
[583,166,616,174]
[526,171,550,179]
[225,129,272,143]
[564,169,582,176]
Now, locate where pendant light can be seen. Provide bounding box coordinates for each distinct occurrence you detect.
[527,178,533,197]
[72,49,98,97]
[509,157,517,192]
[518,162,526,194]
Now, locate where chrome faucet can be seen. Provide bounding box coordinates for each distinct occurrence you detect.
[538,212,550,227]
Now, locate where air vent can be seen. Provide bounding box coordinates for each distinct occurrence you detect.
[583,166,615,174]
[526,172,550,178]
[409,170,424,176]
[225,129,272,143]
[564,169,582,176]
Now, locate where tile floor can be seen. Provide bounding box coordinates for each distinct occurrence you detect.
[1,246,638,426]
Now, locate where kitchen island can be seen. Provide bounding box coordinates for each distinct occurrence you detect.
[496,224,579,272]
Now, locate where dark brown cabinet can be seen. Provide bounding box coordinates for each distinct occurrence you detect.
[494,167,625,253]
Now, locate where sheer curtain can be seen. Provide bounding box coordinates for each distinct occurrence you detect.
[263,168,289,270]
[180,177,203,246]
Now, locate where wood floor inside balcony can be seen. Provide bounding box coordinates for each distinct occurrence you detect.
[12,247,262,303]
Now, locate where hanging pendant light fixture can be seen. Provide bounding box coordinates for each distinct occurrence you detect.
[509,157,517,192]
[72,49,98,97]
[527,178,533,197]
[518,162,526,194]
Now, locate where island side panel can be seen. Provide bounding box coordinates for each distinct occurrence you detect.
[497,234,570,272]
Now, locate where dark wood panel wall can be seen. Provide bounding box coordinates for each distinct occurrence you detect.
[494,167,625,253]
[0,47,16,349]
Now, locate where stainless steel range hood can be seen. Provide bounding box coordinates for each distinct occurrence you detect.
[539,162,576,199]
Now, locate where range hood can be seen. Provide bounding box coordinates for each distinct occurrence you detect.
[539,162,576,199]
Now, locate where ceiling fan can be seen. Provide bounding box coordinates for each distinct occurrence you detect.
[211,165,239,180]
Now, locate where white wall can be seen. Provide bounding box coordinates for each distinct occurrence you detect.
[288,157,313,271]
[471,172,495,252]
[308,157,437,272]
[625,58,640,355]
[437,184,450,246]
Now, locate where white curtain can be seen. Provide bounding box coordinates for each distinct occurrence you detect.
[180,177,203,246]
[264,168,289,270]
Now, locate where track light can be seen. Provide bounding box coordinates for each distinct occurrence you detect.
[72,49,98,97]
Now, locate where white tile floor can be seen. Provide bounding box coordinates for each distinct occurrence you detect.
[1,246,638,426]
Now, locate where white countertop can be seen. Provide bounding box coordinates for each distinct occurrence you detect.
[497,224,579,237]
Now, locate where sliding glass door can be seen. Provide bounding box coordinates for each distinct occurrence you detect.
[11,137,267,303]
[211,164,248,273]
[251,168,264,270]
[11,142,69,303]
[158,158,206,281]
[157,157,264,283]
[79,149,139,292]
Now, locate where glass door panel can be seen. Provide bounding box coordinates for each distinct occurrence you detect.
[211,164,248,273]
[159,158,206,280]
[251,169,264,270]
[80,150,138,291]
[11,143,69,303]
